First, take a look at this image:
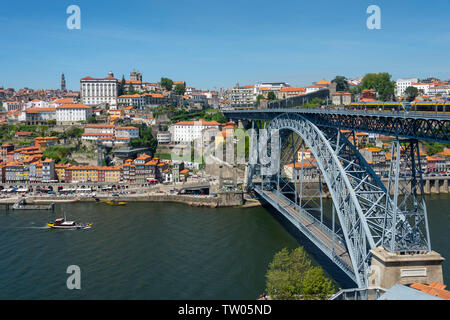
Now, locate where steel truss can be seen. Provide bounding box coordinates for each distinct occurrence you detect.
[247,113,431,288]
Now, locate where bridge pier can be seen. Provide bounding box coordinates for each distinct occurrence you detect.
[369,247,444,289]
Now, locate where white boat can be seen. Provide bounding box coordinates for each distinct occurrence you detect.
[47,215,92,230]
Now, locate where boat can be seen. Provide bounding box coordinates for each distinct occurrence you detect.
[47,215,92,230]
[104,200,127,206]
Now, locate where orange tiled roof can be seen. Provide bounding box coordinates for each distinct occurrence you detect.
[26,107,56,113]
[410,282,450,300]
[57,104,92,109]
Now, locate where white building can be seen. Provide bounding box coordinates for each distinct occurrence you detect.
[157,132,171,144]
[254,82,290,95]
[80,71,120,106]
[229,83,254,107]
[117,94,145,108]
[3,101,23,111]
[84,124,115,134]
[170,119,221,143]
[395,78,419,97]
[114,126,139,139]
[411,83,431,95]
[25,108,56,125]
[56,104,93,124]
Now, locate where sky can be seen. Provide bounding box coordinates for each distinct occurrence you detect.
[0,0,449,91]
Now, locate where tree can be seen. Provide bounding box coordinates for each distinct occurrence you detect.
[349,85,362,95]
[174,83,186,95]
[121,75,126,95]
[88,115,98,124]
[404,86,419,102]
[267,91,276,100]
[160,77,174,91]
[301,267,335,300]
[361,73,395,101]
[265,247,334,300]
[256,94,265,106]
[331,76,349,92]
[129,124,158,155]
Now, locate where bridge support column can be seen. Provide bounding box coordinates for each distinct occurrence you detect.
[383,139,431,253]
[369,247,444,289]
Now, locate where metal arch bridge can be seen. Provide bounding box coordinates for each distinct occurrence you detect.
[223,108,450,288]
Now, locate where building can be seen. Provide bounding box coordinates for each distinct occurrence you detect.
[229,83,254,108]
[42,159,56,182]
[25,108,56,125]
[157,132,171,144]
[84,124,115,134]
[80,71,120,106]
[332,91,353,105]
[3,101,23,111]
[115,126,139,139]
[170,119,221,143]
[277,87,306,99]
[56,104,93,124]
[117,94,145,108]
[396,78,419,97]
[61,73,67,92]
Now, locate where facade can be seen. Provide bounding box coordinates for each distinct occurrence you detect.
[84,124,115,134]
[115,126,139,139]
[157,131,171,144]
[277,87,306,99]
[80,72,120,106]
[396,78,419,97]
[171,119,221,143]
[42,159,56,182]
[332,91,353,105]
[56,104,93,124]
[229,83,254,108]
[25,108,56,125]
[3,101,23,111]
[117,94,145,108]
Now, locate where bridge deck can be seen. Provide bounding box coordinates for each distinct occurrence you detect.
[256,187,354,276]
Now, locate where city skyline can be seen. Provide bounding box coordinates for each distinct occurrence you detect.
[0,0,449,90]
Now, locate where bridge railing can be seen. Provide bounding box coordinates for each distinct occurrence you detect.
[226,107,450,120]
[254,186,355,280]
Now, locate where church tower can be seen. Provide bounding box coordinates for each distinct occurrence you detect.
[61,73,67,92]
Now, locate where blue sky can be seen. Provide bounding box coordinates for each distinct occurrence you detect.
[0,0,449,91]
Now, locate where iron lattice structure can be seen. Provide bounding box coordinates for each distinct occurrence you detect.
[246,113,431,288]
[225,109,450,144]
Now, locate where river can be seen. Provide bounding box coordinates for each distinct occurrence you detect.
[0,195,448,299]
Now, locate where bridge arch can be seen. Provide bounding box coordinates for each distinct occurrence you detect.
[251,113,391,287]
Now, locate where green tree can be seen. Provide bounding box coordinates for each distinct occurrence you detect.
[121,75,126,95]
[160,77,174,91]
[361,73,395,101]
[66,127,84,139]
[404,86,419,102]
[88,115,98,124]
[174,83,186,95]
[265,247,334,300]
[267,91,276,100]
[129,124,158,154]
[331,76,349,92]
[256,94,265,106]
[349,85,362,95]
[301,267,335,300]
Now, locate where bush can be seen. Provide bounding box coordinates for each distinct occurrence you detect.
[265,247,335,300]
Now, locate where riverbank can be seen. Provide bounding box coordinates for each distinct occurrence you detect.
[0,191,261,209]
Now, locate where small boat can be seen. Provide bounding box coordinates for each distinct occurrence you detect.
[104,200,127,206]
[47,217,92,230]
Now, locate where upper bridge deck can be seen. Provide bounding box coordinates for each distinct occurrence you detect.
[224,108,450,144]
